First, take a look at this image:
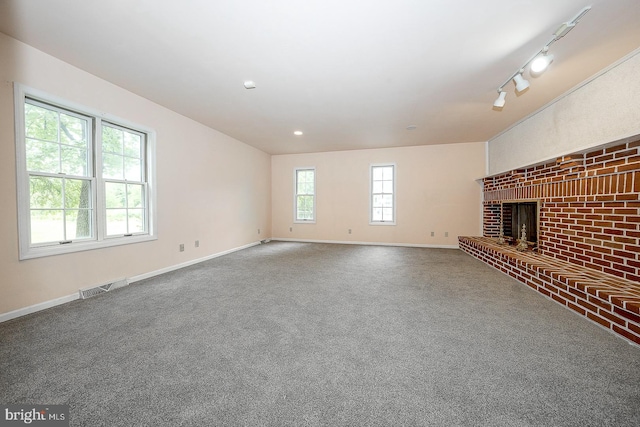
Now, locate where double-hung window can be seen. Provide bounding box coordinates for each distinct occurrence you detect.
[15,84,156,259]
[24,100,94,245]
[370,164,395,224]
[294,168,315,222]
[102,123,147,236]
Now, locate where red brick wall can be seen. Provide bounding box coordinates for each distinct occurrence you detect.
[483,204,501,237]
[483,140,640,282]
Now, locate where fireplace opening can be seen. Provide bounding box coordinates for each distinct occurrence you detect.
[502,201,539,246]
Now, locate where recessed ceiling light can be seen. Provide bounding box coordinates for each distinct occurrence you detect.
[243,81,256,89]
[406,125,417,130]
[294,131,303,136]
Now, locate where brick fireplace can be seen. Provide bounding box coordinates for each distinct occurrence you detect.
[460,138,640,345]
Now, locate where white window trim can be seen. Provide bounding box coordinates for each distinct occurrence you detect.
[293,167,316,224]
[369,163,396,226]
[14,83,157,260]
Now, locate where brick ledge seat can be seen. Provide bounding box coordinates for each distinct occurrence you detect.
[459,236,640,345]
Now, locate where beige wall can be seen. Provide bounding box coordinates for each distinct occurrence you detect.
[271,142,485,247]
[0,33,271,315]
[1,31,486,317]
[489,49,640,175]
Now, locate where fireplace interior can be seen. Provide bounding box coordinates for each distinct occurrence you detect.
[502,202,538,245]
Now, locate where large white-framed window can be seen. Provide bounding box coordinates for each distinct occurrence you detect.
[370,164,396,225]
[294,167,316,223]
[15,84,157,260]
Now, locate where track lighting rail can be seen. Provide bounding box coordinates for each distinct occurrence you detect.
[494,6,591,108]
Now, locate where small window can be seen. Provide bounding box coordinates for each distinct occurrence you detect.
[370,164,395,225]
[295,168,315,222]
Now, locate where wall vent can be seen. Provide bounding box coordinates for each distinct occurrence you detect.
[79,278,128,299]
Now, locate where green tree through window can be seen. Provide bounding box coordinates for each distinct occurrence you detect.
[16,87,155,259]
[102,124,146,236]
[25,101,92,244]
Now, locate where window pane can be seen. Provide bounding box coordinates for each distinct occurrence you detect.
[372,181,383,194]
[25,103,58,142]
[382,167,393,180]
[61,145,88,176]
[128,209,145,233]
[106,209,127,235]
[297,195,313,219]
[124,157,142,181]
[26,139,59,173]
[30,176,63,209]
[306,196,314,213]
[124,131,141,157]
[66,209,92,240]
[102,126,123,154]
[301,182,313,194]
[127,184,144,208]
[382,195,393,207]
[382,181,393,193]
[372,207,382,221]
[373,167,384,180]
[382,208,393,221]
[103,153,124,179]
[65,179,92,209]
[60,113,87,147]
[30,210,64,244]
[105,182,126,208]
[296,170,314,197]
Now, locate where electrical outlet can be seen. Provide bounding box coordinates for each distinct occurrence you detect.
[195,240,199,248]
[430,231,434,237]
[179,244,184,252]
[348,229,352,234]
[258,228,261,234]
[289,227,293,232]
[445,232,449,237]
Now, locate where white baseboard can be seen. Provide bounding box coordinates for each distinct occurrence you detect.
[128,241,261,283]
[0,241,262,323]
[0,293,79,323]
[270,237,459,249]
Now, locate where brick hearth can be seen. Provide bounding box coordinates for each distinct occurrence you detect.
[459,236,640,345]
[461,138,640,345]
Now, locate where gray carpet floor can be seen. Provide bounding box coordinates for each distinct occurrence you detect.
[1,242,639,426]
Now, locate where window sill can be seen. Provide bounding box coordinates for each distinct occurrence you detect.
[20,234,157,260]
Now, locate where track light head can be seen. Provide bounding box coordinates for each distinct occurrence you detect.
[513,73,530,93]
[531,53,554,75]
[492,6,590,109]
[493,90,507,108]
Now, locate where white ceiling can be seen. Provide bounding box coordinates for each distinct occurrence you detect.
[1,0,639,155]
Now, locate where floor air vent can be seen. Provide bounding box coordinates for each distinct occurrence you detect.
[79,278,127,299]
